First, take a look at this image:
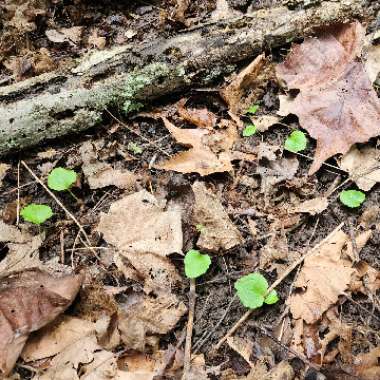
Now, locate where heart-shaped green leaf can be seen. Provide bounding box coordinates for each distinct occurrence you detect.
[48,167,77,191]
[284,130,307,153]
[184,249,211,279]
[339,190,366,208]
[20,204,53,225]
[242,124,257,137]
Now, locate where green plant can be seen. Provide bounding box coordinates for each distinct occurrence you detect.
[246,104,259,115]
[20,204,53,225]
[340,189,366,208]
[235,272,279,309]
[242,124,257,137]
[284,130,307,153]
[48,167,77,191]
[184,249,211,279]
[195,224,206,233]
[128,142,143,154]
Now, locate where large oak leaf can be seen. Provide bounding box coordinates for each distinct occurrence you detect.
[276,22,380,174]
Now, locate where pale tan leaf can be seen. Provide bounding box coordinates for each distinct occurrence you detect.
[155,118,234,176]
[79,350,118,380]
[0,269,82,376]
[192,181,243,252]
[276,22,380,174]
[290,197,329,215]
[0,164,10,188]
[118,292,186,352]
[226,337,254,366]
[340,146,380,191]
[250,115,281,132]
[365,43,380,83]
[0,222,32,244]
[177,99,217,130]
[22,316,95,362]
[287,230,356,323]
[97,190,182,257]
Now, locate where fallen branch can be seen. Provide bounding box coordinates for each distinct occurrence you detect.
[0,0,367,155]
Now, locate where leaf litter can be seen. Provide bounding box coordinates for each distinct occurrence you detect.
[1,6,380,379]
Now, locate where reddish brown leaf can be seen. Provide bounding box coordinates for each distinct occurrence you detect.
[276,22,380,174]
[0,268,82,376]
[177,99,217,130]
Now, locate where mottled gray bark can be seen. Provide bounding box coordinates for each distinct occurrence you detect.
[0,0,368,155]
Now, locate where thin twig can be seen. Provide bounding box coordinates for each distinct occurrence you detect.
[182,278,196,380]
[21,161,100,261]
[213,222,344,351]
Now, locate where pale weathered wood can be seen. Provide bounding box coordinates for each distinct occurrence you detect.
[0,0,368,155]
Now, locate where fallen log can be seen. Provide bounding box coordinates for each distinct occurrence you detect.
[0,0,369,156]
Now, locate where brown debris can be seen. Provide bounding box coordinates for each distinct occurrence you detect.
[277,22,380,174]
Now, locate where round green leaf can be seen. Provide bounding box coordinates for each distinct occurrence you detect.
[264,289,279,305]
[184,249,211,279]
[242,124,257,137]
[20,204,53,225]
[246,104,259,114]
[48,167,77,191]
[284,130,307,153]
[339,190,366,208]
[235,273,269,309]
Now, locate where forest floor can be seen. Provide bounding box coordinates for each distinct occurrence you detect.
[0,1,380,379]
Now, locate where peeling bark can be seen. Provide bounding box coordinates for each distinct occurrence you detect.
[0,0,369,155]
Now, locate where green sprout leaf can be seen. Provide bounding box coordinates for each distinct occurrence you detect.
[339,190,366,208]
[184,249,211,279]
[242,124,257,137]
[284,130,307,153]
[235,272,279,309]
[20,204,53,225]
[48,167,77,191]
[195,224,206,233]
[246,104,259,114]
[128,142,143,154]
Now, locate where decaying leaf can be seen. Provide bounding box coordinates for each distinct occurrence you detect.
[80,141,136,190]
[349,347,380,380]
[46,26,83,45]
[0,164,10,188]
[227,336,254,367]
[177,99,217,130]
[290,197,329,215]
[250,115,281,133]
[245,361,294,380]
[211,0,241,21]
[277,22,380,174]
[0,269,82,376]
[192,182,243,252]
[339,146,380,191]
[221,54,273,114]
[365,42,380,83]
[257,157,299,194]
[155,117,236,176]
[118,292,187,352]
[287,229,370,324]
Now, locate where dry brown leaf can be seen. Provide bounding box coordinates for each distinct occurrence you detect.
[349,347,380,380]
[290,197,329,215]
[192,181,243,252]
[250,115,281,133]
[118,292,186,352]
[155,117,235,176]
[0,164,10,188]
[287,230,355,324]
[177,99,217,130]
[0,269,82,376]
[0,222,32,244]
[365,43,380,83]
[339,146,380,191]
[46,26,83,45]
[22,316,95,362]
[221,54,273,114]
[88,29,106,49]
[257,157,299,194]
[245,361,294,380]
[226,336,254,367]
[80,141,136,190]
[211,0,241,21]
[276,22,380,174]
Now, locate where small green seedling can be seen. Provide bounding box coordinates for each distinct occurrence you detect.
[184,249,211,279]
[246,104,259,115]
[340,189,366,208]
[242,124,257,137]
[20,204,53,225]
[235,272,279,309]
[195,224,206,233]
[48,167,77,191]
[284,130,307,153]
[128,142,143,154]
